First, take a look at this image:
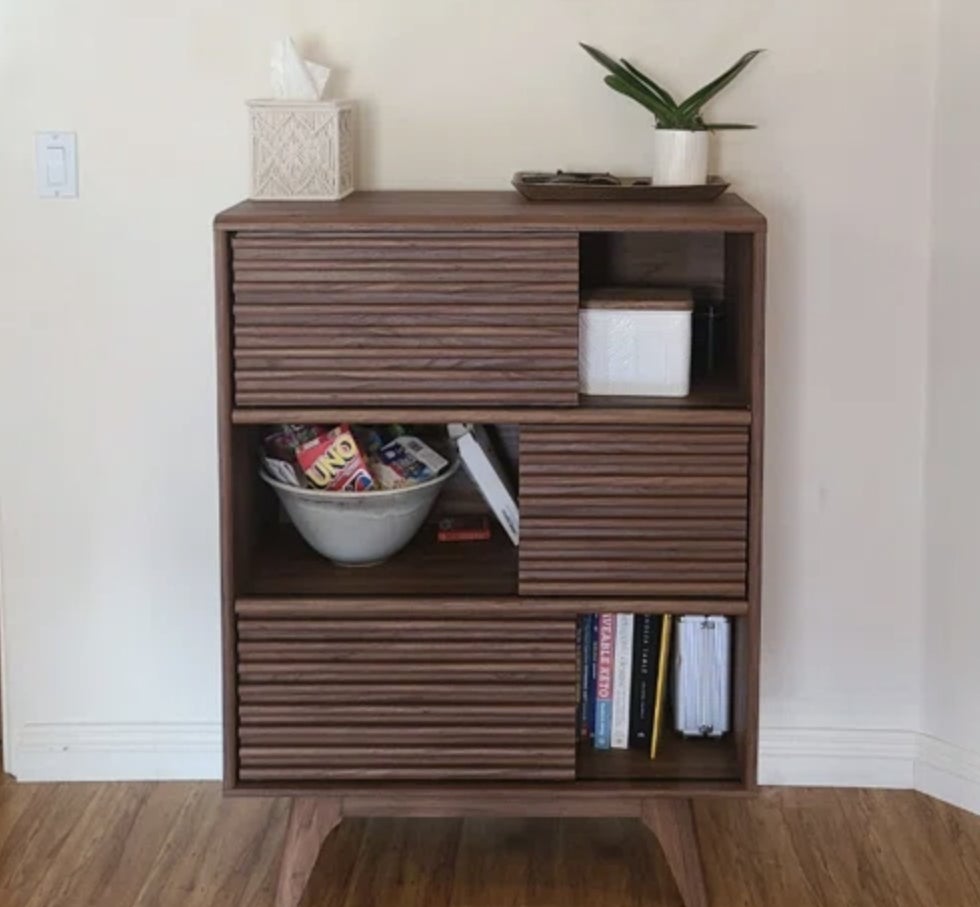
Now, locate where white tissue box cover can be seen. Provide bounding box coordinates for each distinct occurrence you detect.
[248,100,354,201]
[580,306,692,397]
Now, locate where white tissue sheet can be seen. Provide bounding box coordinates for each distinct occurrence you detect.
[270,37,331,100]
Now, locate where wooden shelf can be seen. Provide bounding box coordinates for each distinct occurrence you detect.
[243,520,518,598]
[233,404,751,427]
[216,191,767,234]
[233,597,749,619]
[576,734,739,783]
[580,378,746,411]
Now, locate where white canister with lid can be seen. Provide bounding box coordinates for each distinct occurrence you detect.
[580,288,694,397]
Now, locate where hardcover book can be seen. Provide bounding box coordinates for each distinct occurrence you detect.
[579,615,596,739]
[593,614,616,750]
[611,613,634,749]
[629,615,661,749]
[448,423,519,545]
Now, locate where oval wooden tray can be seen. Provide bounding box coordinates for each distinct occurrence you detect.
[512,172,729,203]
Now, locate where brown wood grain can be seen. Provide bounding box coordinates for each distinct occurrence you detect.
[242,522,517,598]
[641,799,709,907]
[237,683,576,707]
[577,735,739,783]
[6,781,980,907]
[236,613,576,785]
[724,230,766,789]
[275,797,341,907]
[580,232,726,300]
[236,599,749,622]
[232,406,752,426]
[239,726,572,746]
[214,191,767,232]
[215,228,240,789]
[238,639,573,662]
[238,704,574,727]
[237,661,573,684]
[520,425,751,599]
[230,231,579,408]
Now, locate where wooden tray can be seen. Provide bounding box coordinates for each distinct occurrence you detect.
[512,172,729,203]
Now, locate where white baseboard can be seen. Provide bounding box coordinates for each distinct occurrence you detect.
[10,722,980,818]
[915,734,980,816]
[759,727,918,788]
[759,727,980,816]
[11,722,222,782]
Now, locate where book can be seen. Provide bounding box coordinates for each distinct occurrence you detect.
[593,613,616,750]
[629,615,661,749]
[610,613,634,749]
[650,614,674,760]
[575,617,582,738]
[587,615,599,739]
[448,423,519,545]
[579,615,596,739]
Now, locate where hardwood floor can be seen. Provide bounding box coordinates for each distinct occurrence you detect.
[0,777,978,906]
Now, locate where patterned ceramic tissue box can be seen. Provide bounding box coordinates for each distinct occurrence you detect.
[580,288,694,397]
[248,100,355,201]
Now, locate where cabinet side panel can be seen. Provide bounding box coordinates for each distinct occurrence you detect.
[729,230,765,788]
[745,231,766,787]
[216,228,239,788]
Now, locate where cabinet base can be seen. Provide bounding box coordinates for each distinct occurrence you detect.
[274,795,709,907]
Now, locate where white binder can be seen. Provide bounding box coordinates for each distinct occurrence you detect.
[673,616,731,738]
[447,423,519,545]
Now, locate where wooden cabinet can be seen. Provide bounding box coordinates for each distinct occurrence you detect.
[215,191,766,907]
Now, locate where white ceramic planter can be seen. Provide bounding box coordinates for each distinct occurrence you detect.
[651,129,710,186]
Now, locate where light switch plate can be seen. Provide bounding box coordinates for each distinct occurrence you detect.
[35,132,78,198]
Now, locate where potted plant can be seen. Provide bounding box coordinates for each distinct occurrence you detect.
[581,44,762,187]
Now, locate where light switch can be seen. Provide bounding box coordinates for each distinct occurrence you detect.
[36,132,78,198]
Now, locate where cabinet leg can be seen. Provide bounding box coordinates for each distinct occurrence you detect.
[275,797,343,907]
[640,798,709,907]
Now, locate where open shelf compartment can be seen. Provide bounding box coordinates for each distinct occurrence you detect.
[572,613,753,788]
[232,423,520,599]
[579,230,759,411]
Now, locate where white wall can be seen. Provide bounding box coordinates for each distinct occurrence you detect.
[0,0,936,780]
[920,0,980,813]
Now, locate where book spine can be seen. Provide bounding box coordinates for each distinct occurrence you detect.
[593,614,615,750]
[575,617,583,738]
[629,615,658,749]
[611,613,634,749]
[586,615,598,739]
[579,615,596,739]
[650,614,674,760]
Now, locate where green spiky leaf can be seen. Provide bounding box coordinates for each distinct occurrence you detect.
[678,50,764,117]
[603,75,680,127]
[580,43,673,115]
[619,59,678,109]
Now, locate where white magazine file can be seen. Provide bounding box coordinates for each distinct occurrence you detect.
[673,615,731,738]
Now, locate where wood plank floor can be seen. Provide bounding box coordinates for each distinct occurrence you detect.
[0,778,979,906]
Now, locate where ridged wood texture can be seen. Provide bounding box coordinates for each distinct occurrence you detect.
[519,426,750,597]
[235,605,577,782]
[230,232,580,406]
